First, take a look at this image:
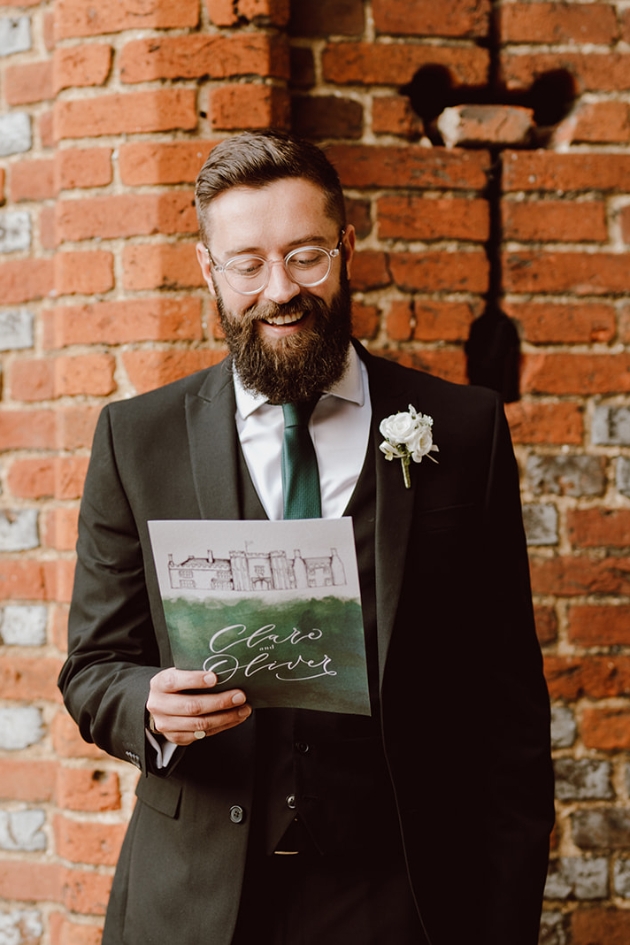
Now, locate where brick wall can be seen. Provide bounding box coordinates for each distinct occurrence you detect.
[0,1,629,942]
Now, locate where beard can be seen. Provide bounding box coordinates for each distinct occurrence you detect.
[215,269,353,404]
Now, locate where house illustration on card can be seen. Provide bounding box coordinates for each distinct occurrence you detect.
[167,547,346,592]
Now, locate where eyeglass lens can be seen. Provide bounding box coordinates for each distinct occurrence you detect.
[223,247,333,293]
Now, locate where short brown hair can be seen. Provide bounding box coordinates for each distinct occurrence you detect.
[195,131,346,245]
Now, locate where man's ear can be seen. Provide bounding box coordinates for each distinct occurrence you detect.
[196,241,215,296]
[342,225,356,279]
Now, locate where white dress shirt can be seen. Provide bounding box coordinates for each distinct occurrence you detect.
[150,345,372,767]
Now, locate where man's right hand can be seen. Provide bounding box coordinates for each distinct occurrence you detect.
[146,669,252,745]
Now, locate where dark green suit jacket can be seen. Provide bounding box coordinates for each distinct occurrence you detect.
[59,343,554,945]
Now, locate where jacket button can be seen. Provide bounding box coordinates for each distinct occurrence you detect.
[295,741,309,754]
[229,805,245,824]
[286,794,296,810]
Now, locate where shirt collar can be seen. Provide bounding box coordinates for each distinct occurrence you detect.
[234,343,364,421]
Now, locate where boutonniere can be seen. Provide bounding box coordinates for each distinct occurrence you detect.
[379,405,439,489]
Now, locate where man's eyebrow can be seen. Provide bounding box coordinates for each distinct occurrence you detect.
[220,234,335,257]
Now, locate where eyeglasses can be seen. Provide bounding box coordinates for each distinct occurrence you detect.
[206,232,345,296]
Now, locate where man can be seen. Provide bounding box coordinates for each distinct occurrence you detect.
[59,131,554,945]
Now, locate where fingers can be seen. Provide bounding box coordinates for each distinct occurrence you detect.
[147,668,252,746]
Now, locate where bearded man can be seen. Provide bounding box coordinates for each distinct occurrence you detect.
[59,131,554,945]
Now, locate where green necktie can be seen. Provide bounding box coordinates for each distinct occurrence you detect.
[281,399,322,519]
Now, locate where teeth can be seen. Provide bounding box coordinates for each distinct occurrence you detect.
[264,312,303,326]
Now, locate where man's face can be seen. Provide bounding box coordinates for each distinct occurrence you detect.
[196,178,356,403]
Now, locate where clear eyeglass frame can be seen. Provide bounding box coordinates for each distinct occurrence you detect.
[206,231,345,296]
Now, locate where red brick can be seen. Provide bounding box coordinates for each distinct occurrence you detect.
[54,815,126,866]
[288,0,362,36]
[582,707,630,751]
[617,206,630,244]
[380,348,467,385]
[55,192,196,242]
[504,252,630,296]
[54,89,197,140]
[521,353,630,395]
[210,84,290,131]
[39,109,55,149]
[0,167,5,203]
[373,0,490,37]
[123,244,205,292]
[502,199,607,243]
[55,0,199,39]
[49,913,103,945]
[568,605,630,646]
[544,655,630,699]
[372,95,424,138]
[8,456,89,499]
[53,44,112,93]
[52,711,108,760]
[571,908,630,944]
[44,297,203,347]
[291,95,363,140]
[123,349,226,394]
[0,861,62,904]
[206,0,289,26]
[500,3,618,44]
[56,767,121,812]
[43,508,79,551]
[502,51,630,94]
[323,42,488,87]
[120,33,288,83]
[351,301,379,340]
[378,196,489,242]
[0,656,63,701]
[531,555,630,597]
[0,410,56,450]
[0,560,68,602]
[4,61,53,106]
[386,300,414,342]
[57,406,100,449]
[567,509,630,548]
[11,354,116,401]
[54,251,114,296]
[62,867,112,916]
[327,144,490,190]
[506,401,583,445]
[414,301,476,342]
[56,147,113,190]
[503,151,630,192]
[505,302,616,345]
[0,258,54,305]
[41,205,57,250]
[438,104,533,148]
[574,102,630,144]
[10,158,56,202]
[534,605,557,646]
[389,251,489,293]
[51,605,69,651]
[119,140,215,186]
[0,760,57,802]
[350,251,390,292]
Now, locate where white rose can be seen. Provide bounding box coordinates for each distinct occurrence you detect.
[379,410,418,447]
[409,425,434,462]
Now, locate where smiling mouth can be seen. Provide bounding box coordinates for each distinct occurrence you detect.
[261,311,308,327]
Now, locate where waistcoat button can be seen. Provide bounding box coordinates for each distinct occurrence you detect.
[286,794,296,810]
[229,805,245,824]
[295,741,309,754]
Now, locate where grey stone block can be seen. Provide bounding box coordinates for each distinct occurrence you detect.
[572,808,630,849]
[0,707,43,750]
[593,406,630,446]
[526,454,606,497]
[0,810,46,852]
[0,909,43,945]
[550,705,577,749]
[0,16,31,57]
[0,212,30,254]
[0,113,31,157]
[554,758,614,801]
[614,857,630,898]
[617,458,630,498]
[0,605,47,646]
[0,510,38,552]
[523,503,558,546]
[0,310,34,350]
[544,856,608,900]
[538,911,567,945]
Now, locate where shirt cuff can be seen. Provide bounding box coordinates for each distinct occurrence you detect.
[145,728,179,769]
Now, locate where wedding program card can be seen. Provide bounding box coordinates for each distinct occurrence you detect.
[148,518,371,716]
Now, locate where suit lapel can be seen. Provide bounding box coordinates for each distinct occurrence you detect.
[185,360,242,520]
[359,346,426,688]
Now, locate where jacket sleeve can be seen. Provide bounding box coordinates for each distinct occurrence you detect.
[58,405,162,775]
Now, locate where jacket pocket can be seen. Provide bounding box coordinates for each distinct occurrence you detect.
[135,771,182,818]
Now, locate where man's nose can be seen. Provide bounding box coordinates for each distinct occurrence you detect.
[262,259,301,304]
